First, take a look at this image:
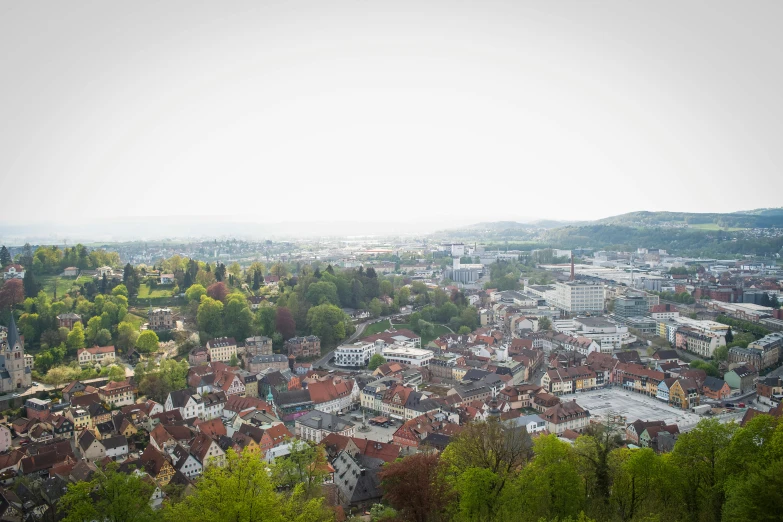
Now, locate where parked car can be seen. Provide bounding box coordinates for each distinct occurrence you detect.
[738,402,746,408]
[724,402,735,407]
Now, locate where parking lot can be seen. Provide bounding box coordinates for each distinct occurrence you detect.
[566,388,705,432]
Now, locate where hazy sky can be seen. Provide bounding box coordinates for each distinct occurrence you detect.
[2,1,782,227]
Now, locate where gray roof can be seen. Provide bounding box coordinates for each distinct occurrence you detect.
[508,414,546,428]
[334,451,384,504]
[102,435,128,450]
[6,315,20,349]
[296,410,354,432]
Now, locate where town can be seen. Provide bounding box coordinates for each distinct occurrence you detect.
[0,232,781,521]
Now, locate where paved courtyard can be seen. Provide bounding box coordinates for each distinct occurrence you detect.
[564,388,704,432]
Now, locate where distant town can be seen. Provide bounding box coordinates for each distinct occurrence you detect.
[0,227,781,521]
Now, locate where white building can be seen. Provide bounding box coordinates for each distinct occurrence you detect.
[381,345,434,367]
[77,346,116,367]
[334,341,383,367]
[206,337,238,363]
[547,281,605,314]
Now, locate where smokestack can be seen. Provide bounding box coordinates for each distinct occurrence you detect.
[570,253,575,281]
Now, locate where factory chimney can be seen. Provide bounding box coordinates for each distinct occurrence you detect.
[570,253,575,281]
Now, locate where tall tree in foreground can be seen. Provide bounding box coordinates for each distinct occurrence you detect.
[380,452,453,522]
[162,449,333,522]
[59,464,157,522]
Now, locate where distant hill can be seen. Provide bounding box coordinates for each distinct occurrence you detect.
[593,209,783,228]
[442,208,783,235]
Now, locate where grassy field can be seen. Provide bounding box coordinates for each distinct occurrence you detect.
[690,223,746,232]
[394,323,452,345]
[362,319,391,337]
[125,313,147,330]
[38,275,94,299]
[138,284,174,299]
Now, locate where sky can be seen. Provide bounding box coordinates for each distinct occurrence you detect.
[2,1,783,231]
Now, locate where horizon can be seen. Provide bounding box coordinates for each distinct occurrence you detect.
[0,206,780,245]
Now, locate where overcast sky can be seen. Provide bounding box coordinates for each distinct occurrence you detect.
[2,1,782,228]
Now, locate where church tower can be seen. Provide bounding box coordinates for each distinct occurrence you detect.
[2,315,31,391]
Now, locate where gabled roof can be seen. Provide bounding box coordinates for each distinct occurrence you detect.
[198,418,227,439]
[189,433,220,463]
[140,445,171,476]
[702,376,728,392]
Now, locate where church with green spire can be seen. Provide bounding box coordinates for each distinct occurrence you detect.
[0,315,32,392]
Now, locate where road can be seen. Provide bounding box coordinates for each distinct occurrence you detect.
[314,317,376,370]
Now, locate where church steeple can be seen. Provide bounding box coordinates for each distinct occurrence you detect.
[6,314,20,350]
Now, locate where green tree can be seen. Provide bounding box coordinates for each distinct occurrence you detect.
[306,303,349,348]
[512,434,585,522]
[0,246,11,267]
[224,293,254,341]
[116,321,139,351]
[197,296,224,338]
[368,298,383,318]
[255,306,277,337]
[538,317,552,331]
[59,463,156,522]
[368,353,386,370]
[573,424,623,508]
[186,283,207,303]
[135,330,160,354]
[163,449,333,522]
[111,284,129,298]
[66,321,85,353]
[106,364,127,382]
[671,418,736,522]
[95,328,112,346]
[306,281,340,306]
[23,269,40,298]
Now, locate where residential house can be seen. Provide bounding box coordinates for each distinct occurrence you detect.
[309,378,358,416]
[498,384,543,409]
[165,389,205,420]
[76,346,116,367]
[639,424,680,450]
[247,354,289,373]
[148,308,174,331]
[724,365,758,393]
[188,347,209,366]
[159,274,175,285]
[296,410,355,443]
[541,400,590,434]
[286,336,321,358]
[2,264,24,280]
[668,379,700,410]
[171,443,203,478]
[508,414,548,434]
[98,380,136,407]
[244,336,273,357]
[702,376,731,400]
[189,433,226,469]
[77,430,106,461]
[206,337,238,363]
[56,313,82,330]
[103,435,129,460]
[626,420,665,444]
[139,445,176,487]
[542,366,598,395]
